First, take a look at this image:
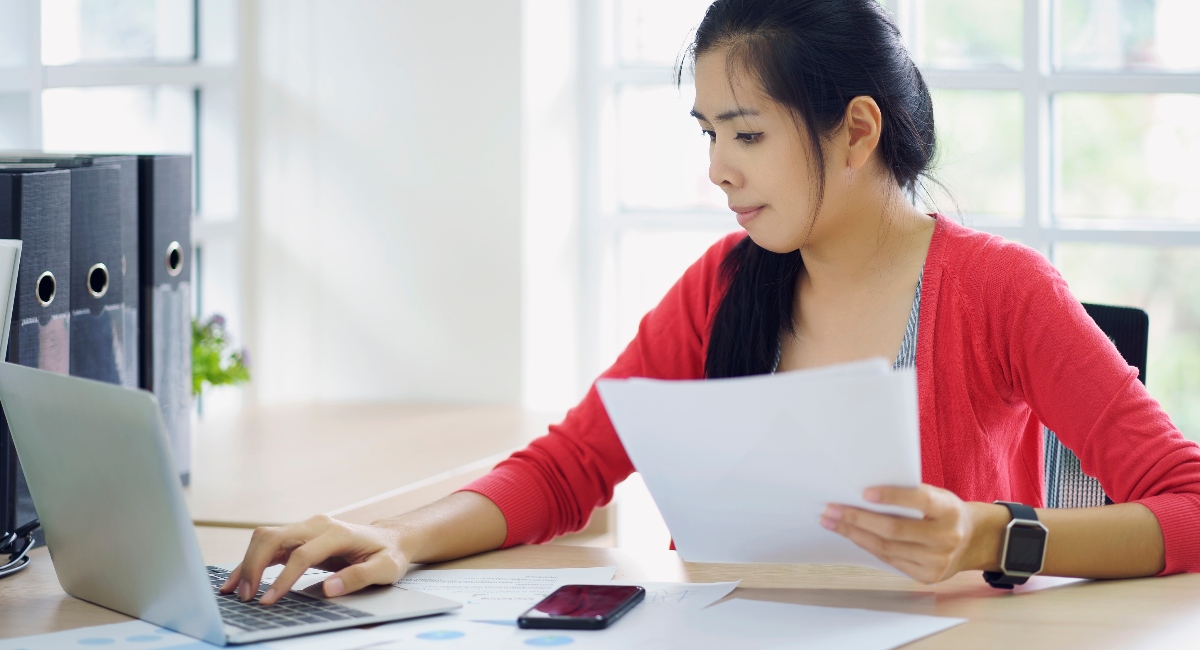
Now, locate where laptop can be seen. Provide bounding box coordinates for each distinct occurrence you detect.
[0,362,461,645]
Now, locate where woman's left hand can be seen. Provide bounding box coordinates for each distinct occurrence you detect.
[820,484,1003,584]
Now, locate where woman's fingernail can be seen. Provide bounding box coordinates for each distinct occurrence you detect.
[262,588,276,604]
[823,505,843,520]
[325,576,345,597]
[238,580,251,601]
[864,489,881,503]
[820,517,836,530]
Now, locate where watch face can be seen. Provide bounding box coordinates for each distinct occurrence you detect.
[1005,524,1046,574]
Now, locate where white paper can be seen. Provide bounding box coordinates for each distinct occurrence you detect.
[0,619,380,650]
[560,598,965,650]
[1013,575,1089,593]
[396,566,617,622]
[362,588,961,650]
[0,239,22,362]
[608,580,739,610]
[363,580,740,649]
[596,358,923,570]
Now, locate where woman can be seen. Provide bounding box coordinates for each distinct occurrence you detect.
[224,0,1200,605]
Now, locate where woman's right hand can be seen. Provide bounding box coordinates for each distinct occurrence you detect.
[218,514,409,605]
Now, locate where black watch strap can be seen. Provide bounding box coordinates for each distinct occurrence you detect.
[984,501,1043,589]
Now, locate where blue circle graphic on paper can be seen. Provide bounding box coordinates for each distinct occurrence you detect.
[525,636,574,646]
[126,636,163,643]
[77,640,115,646]
[416,630,466,640]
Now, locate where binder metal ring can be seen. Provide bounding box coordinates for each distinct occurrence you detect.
[35,271,56,307]
[166,241,183,277]
[87,263,109,299]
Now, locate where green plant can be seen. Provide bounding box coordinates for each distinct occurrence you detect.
[192,314,250,397]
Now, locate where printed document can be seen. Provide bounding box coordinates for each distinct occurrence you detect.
[596,358,922,570]
[367,578,740,648]
[396,566,617,621]
[562,598,965,650]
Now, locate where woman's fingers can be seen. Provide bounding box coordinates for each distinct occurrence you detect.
[228,515,339,601]
[242,516,407,605]
[822,484,974,583]
[823,513,924,561]
[823,505,926,542]
[865,485,955,518]
[824,512,955,582]
[260,528,350,605]
[219,548,289,595]
[325,551,406,598]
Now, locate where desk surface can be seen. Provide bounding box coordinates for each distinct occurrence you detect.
[184,404,554,527]
[4,526,1200,649]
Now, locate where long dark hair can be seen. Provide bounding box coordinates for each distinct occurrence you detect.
[680,0,937,379]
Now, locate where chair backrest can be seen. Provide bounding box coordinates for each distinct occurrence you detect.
[1044,303,1149,508]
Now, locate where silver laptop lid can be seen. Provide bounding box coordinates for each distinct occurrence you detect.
[0,362,225,645]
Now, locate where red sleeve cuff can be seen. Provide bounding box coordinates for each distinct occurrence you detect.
[1137,492,1200,575]
[459,464,552,548]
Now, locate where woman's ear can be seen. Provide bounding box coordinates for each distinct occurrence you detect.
[844,96,883,170]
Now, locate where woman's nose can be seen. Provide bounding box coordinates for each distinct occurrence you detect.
[708,142,743,190]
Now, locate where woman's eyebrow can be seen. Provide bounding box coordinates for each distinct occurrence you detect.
[690,107,760,122]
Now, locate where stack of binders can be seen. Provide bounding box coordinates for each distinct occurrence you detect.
[0,165,72,546]
[0,153,193,546]
[0,154,140,389]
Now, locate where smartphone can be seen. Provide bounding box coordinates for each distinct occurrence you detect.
[517,584,646,630]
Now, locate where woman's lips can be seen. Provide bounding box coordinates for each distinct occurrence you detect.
[732,206,764,226]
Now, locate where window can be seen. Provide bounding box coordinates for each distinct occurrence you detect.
[585,0,1200,443]
[0,0,242,409]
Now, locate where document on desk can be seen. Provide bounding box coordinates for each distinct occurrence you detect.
[365,585,964,650]
[597,358,922,570]
[396,566,617,621]
[563,598,965,650]
[0,619,381,650]
[365,580,740,648]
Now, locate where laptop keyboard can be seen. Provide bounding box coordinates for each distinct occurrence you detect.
[207,566,372,632]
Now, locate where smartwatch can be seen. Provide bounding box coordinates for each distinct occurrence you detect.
[983,501,1048,589]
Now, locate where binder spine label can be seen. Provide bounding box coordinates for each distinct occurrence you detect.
[152,282,192,482]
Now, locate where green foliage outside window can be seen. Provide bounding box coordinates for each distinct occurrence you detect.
[192,315,250,397]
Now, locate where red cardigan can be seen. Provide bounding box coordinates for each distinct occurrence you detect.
[465,216,1200,574]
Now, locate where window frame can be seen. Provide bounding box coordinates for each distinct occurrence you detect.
[0,0,240,352]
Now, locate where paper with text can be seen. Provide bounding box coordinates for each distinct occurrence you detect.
[396,566,616,621]
[363,580,739,648]
[561,598,965,650]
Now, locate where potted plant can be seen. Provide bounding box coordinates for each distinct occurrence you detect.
[192,314,250,404]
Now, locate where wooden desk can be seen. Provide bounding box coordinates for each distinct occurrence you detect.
[184,403,556,528]
[5,526,1200,648]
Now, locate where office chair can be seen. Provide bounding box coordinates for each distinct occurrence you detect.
[1044,303,1149,508]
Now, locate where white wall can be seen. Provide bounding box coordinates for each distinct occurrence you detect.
[246,0,524,404]
[521,0,584,411]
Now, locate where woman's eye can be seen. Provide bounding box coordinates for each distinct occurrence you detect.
[735,132,763,144]
[701,129,716,142]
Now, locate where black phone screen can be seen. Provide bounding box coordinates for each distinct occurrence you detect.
[518,585,646,629]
